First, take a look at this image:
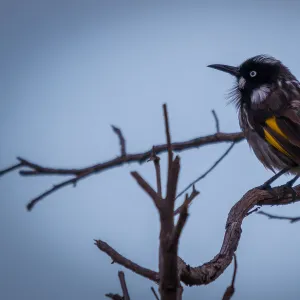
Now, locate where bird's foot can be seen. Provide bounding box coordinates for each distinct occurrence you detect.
[282,176,299,201]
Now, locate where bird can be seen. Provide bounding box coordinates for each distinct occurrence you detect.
[207,54,300,198]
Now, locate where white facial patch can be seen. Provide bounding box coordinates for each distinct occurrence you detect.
[239,77,246,89]
[251,85,271,104]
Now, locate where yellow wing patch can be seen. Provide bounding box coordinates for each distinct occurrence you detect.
[265,116,288,139]
[263,129,290,157]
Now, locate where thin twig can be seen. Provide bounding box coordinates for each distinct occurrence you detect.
[148,147,162,198]
[151,287,160,300]
[246,206,261,216]
[94,239,160,283]
[0,162,23,177]
[118,271,130,300]
[176,142,235,199]
[130,171,161,209]
[222,254,237,300]
[163,103,173,172]
[257,211,300,223]
[174,185,200,215]
[105,293,123,300]
[211,109,220,133]
[111,125,126,156]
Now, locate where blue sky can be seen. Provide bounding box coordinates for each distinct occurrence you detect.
[1,1,300,299]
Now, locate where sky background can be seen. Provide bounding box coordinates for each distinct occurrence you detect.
[1,1,300,299]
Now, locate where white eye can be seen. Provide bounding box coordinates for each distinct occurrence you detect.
[250,70,257,77]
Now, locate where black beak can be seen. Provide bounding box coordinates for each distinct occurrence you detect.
[207,64,239,77]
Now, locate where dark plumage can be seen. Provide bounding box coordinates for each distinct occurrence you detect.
[208,55,300,195]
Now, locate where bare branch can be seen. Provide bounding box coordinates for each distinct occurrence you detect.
[168,194,190,251]
[174,186,200,216]
[257,211,300,223]
[163,103,173,171]
[0,131,243,210]
[105,293,123,300]
[94,239,159,283]
[130,171,161,210]
[0,162,23,177]
[222,254,237,300]
[151,287,160,300]
[118,271,130,300]
[111,125,126,156]
[148,147,162,198]
[176,142,236,199]
[96,184,300,286]
[166,156,180,207]
[211,109,220,133]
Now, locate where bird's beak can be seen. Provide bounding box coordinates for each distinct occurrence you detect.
[207,64,239,77]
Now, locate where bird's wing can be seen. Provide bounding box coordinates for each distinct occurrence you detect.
[260,100,300,163]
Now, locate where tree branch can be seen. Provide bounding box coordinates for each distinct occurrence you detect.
[211,109,220,133]
[168,194,190,252]
[148,147,162,198]
[222,254,237,300]
[118,271,130,300]
[94,239,159,283]
[257,211,300,223]
[174,186,199,216]
[130,171,161,210]
[95,184,300,287]
[0,162,23,177]
[0,130,243,210]
[176,142,235,199]
[151,287,160,300]
[111,125,126,157]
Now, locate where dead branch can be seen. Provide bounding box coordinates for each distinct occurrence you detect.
[176,142,235,199]
[151,287,160,300]
[257,211,300,223]
[105,271,131,300]
[222,254,237,300]
[95,184,300,287]
[0,128,243,210]
[174,186,199,216]
[105,293,123,300]
[211,109,220,133]
[111,125,127,156]
[118,271,130,300]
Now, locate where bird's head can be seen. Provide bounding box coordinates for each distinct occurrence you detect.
[207,55,295,106]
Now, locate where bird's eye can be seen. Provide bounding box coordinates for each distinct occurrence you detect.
[250,70,257,77]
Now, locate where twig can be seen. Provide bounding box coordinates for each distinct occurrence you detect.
[94,239,159,283]
[257,211,300,223]
[111,125,126,156]
[174,185,200,216]
[118,271,130,300]
[95,183,300,286]
[246,206,261,216]
[151,287,160,300]
[105,293,123,300]
[130,171,161,210]
[211,109,220,133]
[0,131,243,210]
[176,142,236,199]
[0,162,23,177]
[163,103,173,171]
[222,254,237,300]
[148,147,162,198]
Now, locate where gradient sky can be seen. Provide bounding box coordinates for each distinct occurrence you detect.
[1,1,300,299]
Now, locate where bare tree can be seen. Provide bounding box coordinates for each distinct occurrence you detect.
[1,103,299,299]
